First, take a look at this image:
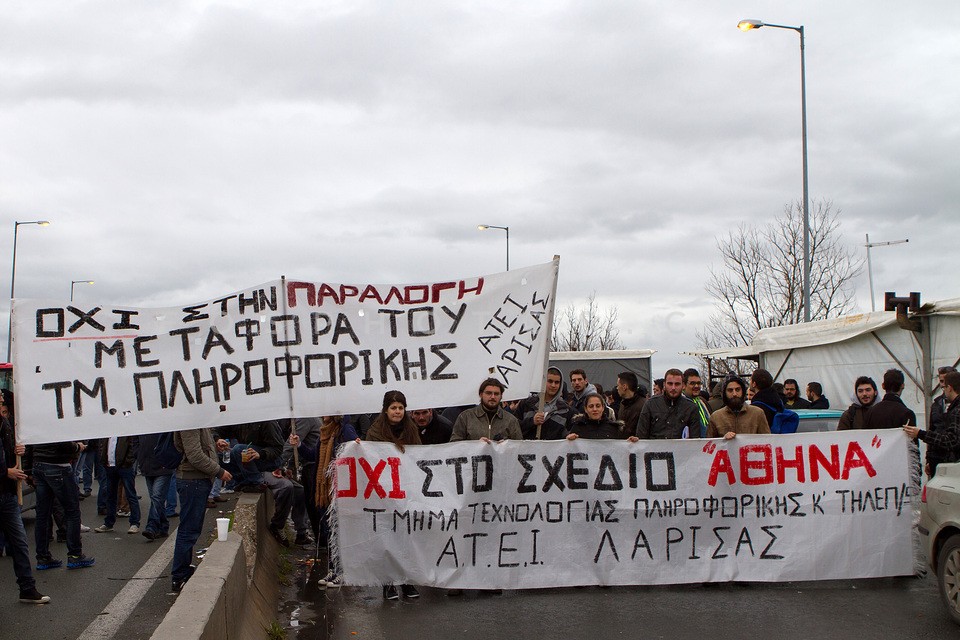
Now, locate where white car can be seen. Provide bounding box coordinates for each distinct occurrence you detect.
[920,461,960,624]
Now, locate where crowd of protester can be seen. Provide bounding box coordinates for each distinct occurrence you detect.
[2,362,958,605]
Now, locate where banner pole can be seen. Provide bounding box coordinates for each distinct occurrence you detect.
[535,255,561,439]
[278,276,300,481]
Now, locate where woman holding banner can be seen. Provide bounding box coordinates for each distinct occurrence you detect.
[363,390,422,601]
[566,393,626,440]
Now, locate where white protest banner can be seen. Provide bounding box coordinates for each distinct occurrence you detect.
[332,430,916,588]
[12,260,558,444]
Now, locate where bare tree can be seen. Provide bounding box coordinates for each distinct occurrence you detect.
[698,199,863,354]
[552,292,625,351]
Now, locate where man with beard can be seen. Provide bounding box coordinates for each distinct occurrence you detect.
[806,382,830,409]
[706,376,770,439]
[636,369,699,439]
[516,367,571,440]
[838,377,878,430]
[451,378,522,443]
[749,369,784,429]
[783,379,811,409]
[904,370,960,478]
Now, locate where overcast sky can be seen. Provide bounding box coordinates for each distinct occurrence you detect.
[2,1,957,378]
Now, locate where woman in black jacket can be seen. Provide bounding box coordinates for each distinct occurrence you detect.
[566,393,626,440]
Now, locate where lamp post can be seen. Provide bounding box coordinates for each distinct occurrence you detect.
[8,220,51,361]
[477,224,510,271]
[865,234,908,312]
[738,19,811,322]
[70,279,95,302]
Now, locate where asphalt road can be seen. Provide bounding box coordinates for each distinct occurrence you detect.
[279,551,960,640]
[0,476,233,640]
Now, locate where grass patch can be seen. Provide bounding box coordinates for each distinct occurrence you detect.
[277,529,294,587]
[265,620,286,640]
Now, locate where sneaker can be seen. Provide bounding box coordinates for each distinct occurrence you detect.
[127,525,140,534]
[268,525,290,548]
[401,584,420,599]
[36,557,63,571]
[383,584,399,601]
[172,565,196,593]
[318,570,336,586]
[117,510,131,517]
[294,532,314,546]
[67,554,95,569]
[142,530,158,541]
[325,575,343,589]
[80,523,91,533]
[19,588,51,604]
[220,488,235,494]
[94,524,113,533]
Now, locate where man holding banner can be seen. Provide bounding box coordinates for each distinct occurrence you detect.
[451,378,522,443]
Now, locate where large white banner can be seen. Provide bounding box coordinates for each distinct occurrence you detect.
[12,261,557,444]
[333,430,916,587]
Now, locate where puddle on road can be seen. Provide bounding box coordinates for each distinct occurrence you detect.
[277,546,334,639]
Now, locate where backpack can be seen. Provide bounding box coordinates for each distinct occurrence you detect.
[752,402,800,435]
[153,432,184,470]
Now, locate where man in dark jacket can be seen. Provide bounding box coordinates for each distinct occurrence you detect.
[636,369,699,439]
[750,369,784,429]
[616,371,646,437]
[94,436,141,535]
[806,382,830,409]
[411,408,453,444]
[838,376,878,430]
[137,433,176,541]
[905,370,960,477]
[930,366,958,439]
[864,369,917,429]
[24,441,95,570]
[516,367,571,440]
[783,379,811,409]
[1,417,51,603]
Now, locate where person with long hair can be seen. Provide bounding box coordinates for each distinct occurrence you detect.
[363,390,421,600]
[308,415,357,589]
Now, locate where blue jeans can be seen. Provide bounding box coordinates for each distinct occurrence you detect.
[103,466,141,527]
[0,493,36,591]
[172,478,212,584]
[144,475,172,535]
[166,476,178,516]
[33,462,83,559]
[78,447,108,508]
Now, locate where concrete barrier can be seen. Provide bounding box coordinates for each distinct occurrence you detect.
[150,492,281,640]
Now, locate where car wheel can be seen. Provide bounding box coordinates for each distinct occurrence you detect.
[938,534,960,625]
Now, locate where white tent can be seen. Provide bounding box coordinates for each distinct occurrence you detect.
[687,298,960,428]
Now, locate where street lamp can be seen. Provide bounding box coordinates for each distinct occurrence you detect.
[738,18,812,322]
[865,234,908,312]
[70,279,95,302]
[8,220,51,361]
[477,224,510,271]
